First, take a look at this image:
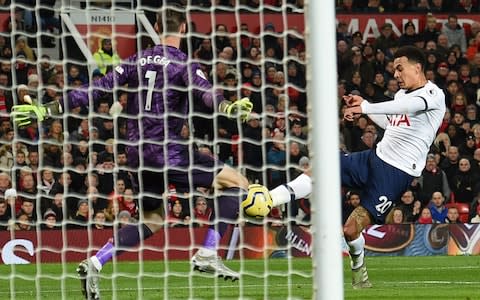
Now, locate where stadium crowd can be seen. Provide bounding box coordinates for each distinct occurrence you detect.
[1,1,480,232]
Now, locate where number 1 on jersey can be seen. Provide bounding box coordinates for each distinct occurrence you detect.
[145,70,157,111]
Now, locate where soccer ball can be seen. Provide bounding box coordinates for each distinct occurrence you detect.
[241,184,273,218]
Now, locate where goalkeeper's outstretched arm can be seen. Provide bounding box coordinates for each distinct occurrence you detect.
[11,62,133,127]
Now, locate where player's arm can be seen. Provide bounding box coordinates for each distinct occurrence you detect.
[68,62,132,109]
[188,64,252,122]
[367,114,389,129]
[12,62,133,127]
[361,96,433,115]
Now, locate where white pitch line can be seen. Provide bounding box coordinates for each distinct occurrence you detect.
[3,279,480,296]
[0,283,313,295]
[375,280,480,285]
[367,265,479,271]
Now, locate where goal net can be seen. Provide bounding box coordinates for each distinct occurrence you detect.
[0,1,328,299]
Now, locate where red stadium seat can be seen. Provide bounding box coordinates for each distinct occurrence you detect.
[456,203,470,223]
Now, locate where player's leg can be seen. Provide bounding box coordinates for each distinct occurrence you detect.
[77,170,164,299]
[343,149,413,289]
[170,152,246,280]
[343,206,373,289]
[269,172,312,207]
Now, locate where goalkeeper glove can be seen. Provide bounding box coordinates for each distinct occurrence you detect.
[109,101,123,117]
[218,97,253,123]
[11,95,63,127]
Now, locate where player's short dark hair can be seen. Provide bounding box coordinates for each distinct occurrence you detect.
[393,46,426,71]
[156,4,187,35]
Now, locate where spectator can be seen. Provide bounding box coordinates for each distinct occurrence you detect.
[41,208,59,230]
[398,21,421,47]
[430,0,448,12]
[214,24,231,53]
[442,14,467,53]
[398,189,421,223]
[289,141,306,178]
[104,196,120,223]
[166,199,190,227]
[464,69,480,104]
[117,210,134,228]
[43,143,62,169]
[336,0,355,12]
[336,21,351,43]
[12,211,33,231]
[87,186,108,212]
[93,38,120,75]
[448,114,466,145]
[423,13,441,45]
[470,205,480,223]
[97,157,115,195]
[342,190,361,224]
[374,22,398,53]
[446,206,460,223]
[474,148,480,172]
[441,146,461,184]
[451,92,468,113]
[70,199,89,229]
[382,78,398,101]
[459,133,477,159]
[436,34,450,60]
[27,74,39,90]
[120,188,138,220]
[39,167,56,195]
[92,210,109,230]
[49,193,64,221]
[454,0,478,12]
[354,130,376,152]
[49,171,72,197]
[4,188,17,216]
[194,38,214,64]
[14,149,27,169]
[40,54,55,84]
[67,65,87,86]
[15,35,36,63]
[267,130,286,188]
[417,207,433,224]
[429,191,448,223]
[42,85,60,105]
[465,105,478,127]
[451,158,479,204]
[19,173,37,197]
[349,114,369,152]
[242,113,264,184]
[193,196,212,227]
[343,49,375,88]
[0,198,10,230]
[386,207,405,224]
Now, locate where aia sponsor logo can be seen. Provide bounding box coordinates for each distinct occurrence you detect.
[387,114,411,126]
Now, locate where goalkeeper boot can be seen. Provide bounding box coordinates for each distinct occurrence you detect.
[192,252,240,282]
[77,259,101,300]
[351,262,372,289]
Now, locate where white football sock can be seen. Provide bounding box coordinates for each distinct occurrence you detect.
[347,234,365,270]
[197,247,217,257]
[90,256,102,272]
[270,173,312,207]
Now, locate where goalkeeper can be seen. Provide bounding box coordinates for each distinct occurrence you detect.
[12,5,259,300]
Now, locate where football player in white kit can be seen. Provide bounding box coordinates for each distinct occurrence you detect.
[267,46,446,289]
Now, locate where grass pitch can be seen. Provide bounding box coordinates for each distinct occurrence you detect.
[1,256,479,299]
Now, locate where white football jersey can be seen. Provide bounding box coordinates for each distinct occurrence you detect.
[360,81,445,177]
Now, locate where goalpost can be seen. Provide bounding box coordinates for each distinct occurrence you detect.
[1,0,343,299]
